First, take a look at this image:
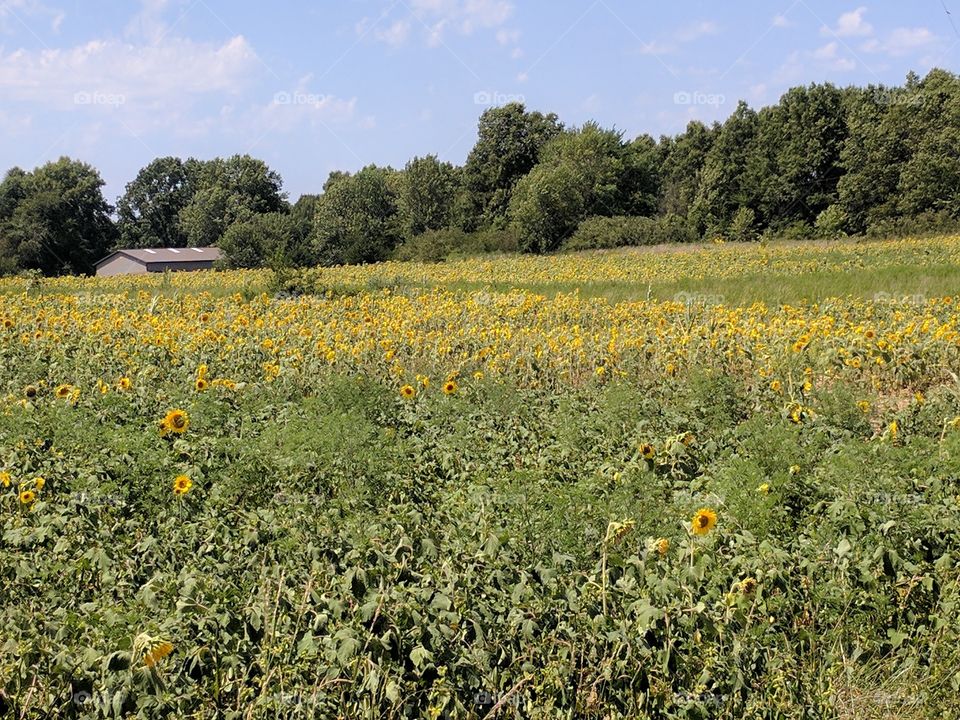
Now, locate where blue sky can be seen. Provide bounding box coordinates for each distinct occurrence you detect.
[1,0,957,203]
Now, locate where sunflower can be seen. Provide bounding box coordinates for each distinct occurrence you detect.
[118,377,132,391]
[24,385,37,399]
[595,366,606,377]
[640,443,655,460]
[0,471,10,488]
[442,380,458,395]
[144,641,174,667]
[160,409,189,436]
[55,384,73,400]
[400,385,416,399]
[34,477,45,490]
[769,379,782,393]
[19,489,36,505]
[757,483,770,494]
[195,377,209,392]
[654,537,670,556]
[739,577,758,595]
[172,475,193,496]
[691,508,717,536]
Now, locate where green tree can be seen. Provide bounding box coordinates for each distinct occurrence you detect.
[179,155,286,246]
[460,103,562,229]
[690,102,759,237]
[509,123,627,252]
[311,166,402,266]
[0,158,117,275]
[399,155,460,237]
[116,157,202,248]
[219,213,294,269]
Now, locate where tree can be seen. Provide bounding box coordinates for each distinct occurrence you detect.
[690,102,759,236]
[219,213,294,269]
[311,166,402,266]
[658,121,716,218]
[460,103,562,229]
[0,158,117,275]
[748,84,848,230]
[399,155,460,237]
[179,155,286,246]
[509,123,627,252]
[116,157,202,248]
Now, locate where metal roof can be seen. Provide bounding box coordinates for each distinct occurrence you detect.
[96,247,223,267]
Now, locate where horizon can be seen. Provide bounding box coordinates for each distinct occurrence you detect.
[1,1,958,203]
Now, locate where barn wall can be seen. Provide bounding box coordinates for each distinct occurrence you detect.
[145,261,216,273]
[96,256,148,277]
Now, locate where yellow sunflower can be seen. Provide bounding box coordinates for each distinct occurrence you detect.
[640,443,655,460]
[160,409,190,436]
[54,384,73,400]
[442,380,458,395]
[654,537,670,556]
[0,471,11,488]
[19,489,36,505]
[172,475,193,496]
[195,377,209,392]
[144,641,174,667]
[118,377,132,391]
[34,477,45,490]
[691,508,718,536]
[24,385,37,399]
[400,385,416,399]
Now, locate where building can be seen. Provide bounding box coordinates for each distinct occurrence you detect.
[95,247,223,277]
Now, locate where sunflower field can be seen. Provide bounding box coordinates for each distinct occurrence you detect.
[2,237,960,718]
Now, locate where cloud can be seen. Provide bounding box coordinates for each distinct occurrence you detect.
[361,0,514,47]
[811,41,857,70]
[862,27,939,56]
[772,14,791,28]
[0,35,258,109]
[0,0,64,33]
[675,20,719,43]
[823,7,873,38]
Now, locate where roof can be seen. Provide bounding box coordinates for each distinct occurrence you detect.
[96,247,223,267]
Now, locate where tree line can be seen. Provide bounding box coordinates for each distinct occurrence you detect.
[2,68,959,275]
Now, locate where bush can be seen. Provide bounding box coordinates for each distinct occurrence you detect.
[815,204,848,238]
[866,210,960,238]
[563,215,698,251]
[728,207,758,242]
[392,228,467,263]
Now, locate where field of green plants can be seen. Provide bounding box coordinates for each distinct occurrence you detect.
[3,237,960,718]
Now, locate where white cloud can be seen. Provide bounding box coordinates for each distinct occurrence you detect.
[861,27,941,57]
[0,35,258,109]
[675,20,719,43]
[812,41,857,70]
[375,19,411,47]
[0,0,64,33]
[638,40,673,56]
[823,7,873,38]
[772,14,791,28]
[362,0,514,46]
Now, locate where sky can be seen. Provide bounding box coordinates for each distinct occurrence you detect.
[0,0,957,204]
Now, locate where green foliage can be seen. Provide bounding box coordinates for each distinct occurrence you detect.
[311,166,403,266]
[398,156,460,238]
[728,206,758,243]
[0,158,117,275]
[116,157,202,249]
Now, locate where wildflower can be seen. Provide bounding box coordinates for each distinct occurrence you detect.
[888,420,899,440]
[595,366,606,377]
[195,377,209,392]
[0,472,10,487]
[914,391,925,406]
[691,508,717,536]
[757,483,770,494]
[55,384,73,400]
[654,537,670,556]
[172,475,192,496]
[160,409,189,436]
[118,377,132,391]
[442,380,458,395]
[34,477,45,490]
[856,400,871,414]
[19,489,36,505]
[739,577,758,594]
[770,379,782,393]
[640,443,655,460]
[788,464,801,475]
[144,641,174,667]
[400,385,416,399]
